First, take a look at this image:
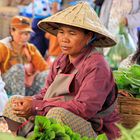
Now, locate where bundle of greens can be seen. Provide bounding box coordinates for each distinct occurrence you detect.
[29,116,108,140]
[113,64,140,97]
[116,122,140,140]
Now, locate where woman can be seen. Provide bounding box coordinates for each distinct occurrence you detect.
[99,0,140,68]
[119,31,140,68]
[4,2,120,139]
[99,0,140,47]
[0,16,49,96]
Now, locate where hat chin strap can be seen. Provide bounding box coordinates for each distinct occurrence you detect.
[85,35,96,48]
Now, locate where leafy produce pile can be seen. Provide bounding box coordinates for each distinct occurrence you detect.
[116,122,140,140]
[29,116,108,140]
[113,64,140,97]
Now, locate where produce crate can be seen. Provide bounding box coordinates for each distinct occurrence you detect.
[117,96,140,128]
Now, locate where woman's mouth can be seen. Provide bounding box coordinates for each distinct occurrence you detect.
[61,46,70,51]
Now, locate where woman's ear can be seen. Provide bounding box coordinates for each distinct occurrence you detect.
[10,27,16,36]
[86,32,94,45]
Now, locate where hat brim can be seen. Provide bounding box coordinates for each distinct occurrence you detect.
[38,2,117,48]
[38,21,117,48]
[22,28,33,32]
[18,27,33,32]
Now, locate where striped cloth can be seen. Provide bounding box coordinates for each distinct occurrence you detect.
[46,107,95,138]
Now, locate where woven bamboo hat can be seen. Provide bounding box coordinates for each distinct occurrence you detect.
[38,2,117,47]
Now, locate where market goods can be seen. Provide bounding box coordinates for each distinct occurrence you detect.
[0,132,26,140]
[116,122,140,140]
[29,116,108,140]
[113,64,140,97]
[107,25,135,69]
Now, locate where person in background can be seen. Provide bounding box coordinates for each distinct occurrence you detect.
[0,16,49,97]
[4,2,120,139]
[45,0,62,68]
[64,0,93,8]
[0,70,8,116]
[49,0,62,14]
[99,0,140,48]
[92,0,104,16]
[27,0,51,57]
[119,30,140,68]
[97,0,140,69]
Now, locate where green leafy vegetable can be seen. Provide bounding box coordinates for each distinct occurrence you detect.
[0,132,26,140]
[116,122,140,140]
[29,116,108,140]
[113,64,140,97]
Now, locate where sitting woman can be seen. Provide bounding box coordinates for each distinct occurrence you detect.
[0,16,49,96]
[4,2,120,140]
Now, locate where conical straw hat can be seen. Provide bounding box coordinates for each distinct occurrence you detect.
[38,2,117,47]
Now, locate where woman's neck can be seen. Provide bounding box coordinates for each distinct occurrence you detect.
[11,41,23,51]
[68,47,88,63]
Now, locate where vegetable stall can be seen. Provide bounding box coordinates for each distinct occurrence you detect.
[113,64,140,128]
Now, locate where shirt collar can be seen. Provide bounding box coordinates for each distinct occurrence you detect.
[56,47,95,71]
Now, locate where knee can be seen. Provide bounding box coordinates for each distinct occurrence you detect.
[11,64,24,72]
[47,107,67,114]
[46,107,68,120]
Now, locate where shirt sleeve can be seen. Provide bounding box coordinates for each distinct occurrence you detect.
[0,43,7,64]
[30,44,48,71]
[32,64,115,120]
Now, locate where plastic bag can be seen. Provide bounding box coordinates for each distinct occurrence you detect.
[106,25,136,69]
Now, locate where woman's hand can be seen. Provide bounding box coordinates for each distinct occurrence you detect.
[12,96,33,119]
[120,17,128,26]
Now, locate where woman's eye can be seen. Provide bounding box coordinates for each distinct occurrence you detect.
[70,31,76,35]
[58,30,63,34]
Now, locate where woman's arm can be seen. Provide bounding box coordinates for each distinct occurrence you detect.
[31,65,115,120]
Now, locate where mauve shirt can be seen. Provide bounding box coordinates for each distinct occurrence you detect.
[32,47,120,139]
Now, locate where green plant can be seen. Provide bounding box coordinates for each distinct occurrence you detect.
[0,132,26,140]
[113,64,140,97]
[116,122,140,140]
[29,116,108,140]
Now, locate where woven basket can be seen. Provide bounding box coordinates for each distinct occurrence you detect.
[117,96,140,128]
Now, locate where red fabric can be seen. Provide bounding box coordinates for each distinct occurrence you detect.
[32,47,120,139]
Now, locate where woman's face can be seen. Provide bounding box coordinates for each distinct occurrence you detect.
[57,25,93,61]
[11,28,31,46]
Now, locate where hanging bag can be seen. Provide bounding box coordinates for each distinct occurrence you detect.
[107,24,136,69]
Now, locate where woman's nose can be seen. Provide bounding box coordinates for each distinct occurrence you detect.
[23,34,30,39]
[62,34,69,43]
